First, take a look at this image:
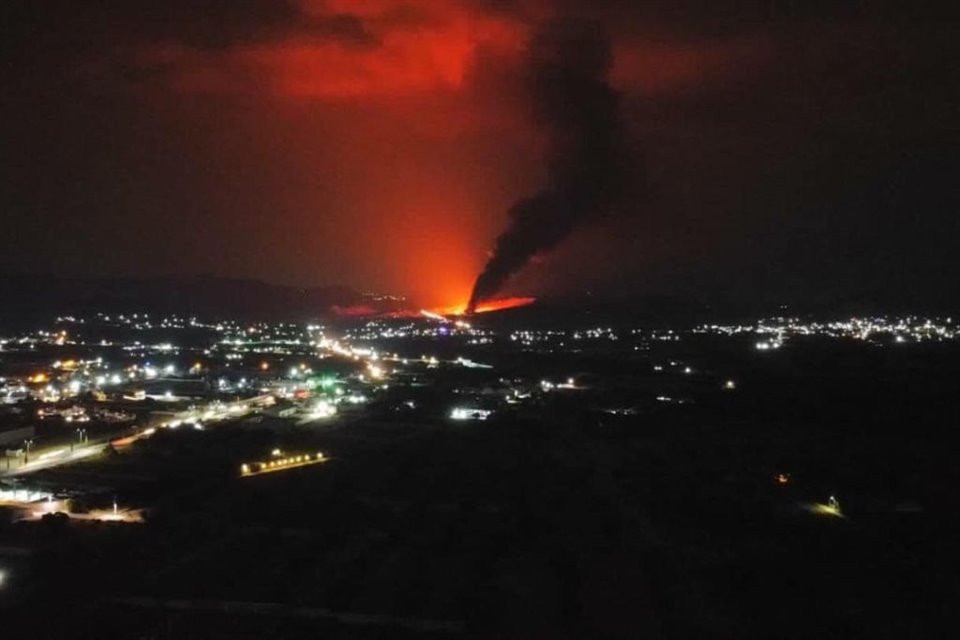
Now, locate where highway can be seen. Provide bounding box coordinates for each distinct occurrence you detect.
[0,398,263,477]
[0,389,299,481]
[1,441,108,477]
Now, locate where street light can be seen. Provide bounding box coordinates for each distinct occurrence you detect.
[23,439,33,464]
[76,428,88,444]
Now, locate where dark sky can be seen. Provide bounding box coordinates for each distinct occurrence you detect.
[2,1,957,309]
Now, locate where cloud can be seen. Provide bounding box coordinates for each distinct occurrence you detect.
[129,0,526,99]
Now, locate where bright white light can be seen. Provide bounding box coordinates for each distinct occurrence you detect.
[164,364,176,375]
[311,400,337,419]
[450,407,492,421]
[68,380,81,393]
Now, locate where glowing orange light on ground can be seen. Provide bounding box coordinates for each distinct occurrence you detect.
[432,296,536,316]
[471,297,536,314]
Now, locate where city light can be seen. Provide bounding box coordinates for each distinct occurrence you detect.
[808,502,843,518]
[450,407,492,421]
[2,310,952,534]
[311,400,337,419]
[240,451,327,477]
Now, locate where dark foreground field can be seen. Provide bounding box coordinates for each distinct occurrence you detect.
[2,340,958,639]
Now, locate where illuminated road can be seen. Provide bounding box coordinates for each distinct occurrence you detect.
[1,442,107,477]
[0,398,263,478]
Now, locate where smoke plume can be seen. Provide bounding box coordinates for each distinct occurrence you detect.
[467,20,624,312]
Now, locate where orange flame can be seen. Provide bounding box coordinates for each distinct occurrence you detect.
[432,296,535,316]
[472,297,536,314]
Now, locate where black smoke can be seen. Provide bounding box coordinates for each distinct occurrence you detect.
[468,20,624,312]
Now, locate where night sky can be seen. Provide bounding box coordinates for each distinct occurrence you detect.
[2,1,957,310]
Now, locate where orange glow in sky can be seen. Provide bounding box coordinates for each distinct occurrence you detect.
[117,2,766,302]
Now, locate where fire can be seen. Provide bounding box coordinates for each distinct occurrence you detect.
[431,296,536,316]
[472,297,536,314]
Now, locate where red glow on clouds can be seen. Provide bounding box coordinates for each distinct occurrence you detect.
[156,0,524,99]
[121,2,775,302]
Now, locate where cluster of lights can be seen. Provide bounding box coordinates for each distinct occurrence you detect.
[365,293,406,302]
[630,328,680,342]
[344,318,487,341]
[1,357,159,404]
[538,377,581,391]
[450,407,493,421]
[37,405,91,422]
[697,315,956,345]
[571,327,618,341]
[318,337,396,388]
[504,326,681,351]
[509,329,564,347]
[56,312,236,332]
[755,340,783,351]
[1,313,338,411]
[240,451,326,476]
[310,399,337,419]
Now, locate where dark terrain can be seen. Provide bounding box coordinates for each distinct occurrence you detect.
[2,331,957,638]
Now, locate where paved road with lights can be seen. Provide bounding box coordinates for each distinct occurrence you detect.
[1,442,108,477]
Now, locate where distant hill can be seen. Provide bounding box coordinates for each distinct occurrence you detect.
[0,274,399,322]
[3,274,953,328]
